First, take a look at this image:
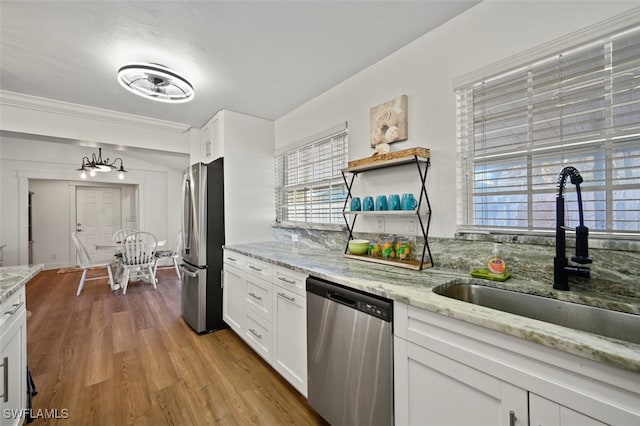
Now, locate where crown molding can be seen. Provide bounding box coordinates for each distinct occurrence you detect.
[0,90,192,134]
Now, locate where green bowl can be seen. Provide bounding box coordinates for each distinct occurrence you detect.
[348,239,370,255]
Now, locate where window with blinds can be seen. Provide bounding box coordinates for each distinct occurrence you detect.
[456,26,640,236]
[275,130,348,224]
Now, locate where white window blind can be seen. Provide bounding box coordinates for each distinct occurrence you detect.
[275,130,348,224]
[456,26,640,235]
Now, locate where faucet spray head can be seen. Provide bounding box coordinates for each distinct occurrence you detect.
[557,166,583,196]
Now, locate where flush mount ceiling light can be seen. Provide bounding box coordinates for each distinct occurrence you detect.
[117,63,194,103]
[77,148,127,180]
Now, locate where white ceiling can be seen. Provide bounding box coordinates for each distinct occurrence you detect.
[0,1,479,128]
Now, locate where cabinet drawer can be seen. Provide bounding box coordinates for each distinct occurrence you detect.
[223,250,246,269]
[244,275,272,322]
[273,266,307,297]
[1,288,26,333]
[245,257,272,281]
[244,310,272,363]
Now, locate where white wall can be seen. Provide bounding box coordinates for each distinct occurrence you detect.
[0,140,2,246]
[29,180,141,270]
[222,110,275,244]
[275,1,640,238]
[0,136,188,266]
[29,180,72,269]
[0,91,191,154]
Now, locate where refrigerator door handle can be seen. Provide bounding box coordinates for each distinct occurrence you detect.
[182,173,193,255]
[180,264,199,278]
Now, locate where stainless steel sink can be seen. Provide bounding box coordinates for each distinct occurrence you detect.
[433,283,640,345]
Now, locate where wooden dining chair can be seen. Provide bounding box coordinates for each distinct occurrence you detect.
[71,232,115,296]
[154,231,182,279]
[120,231,158,294]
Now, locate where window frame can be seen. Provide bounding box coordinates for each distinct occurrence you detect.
[456,22,640,238]
[275,128,348,227]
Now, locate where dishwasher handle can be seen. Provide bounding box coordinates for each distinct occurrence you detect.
[328,291,356,307]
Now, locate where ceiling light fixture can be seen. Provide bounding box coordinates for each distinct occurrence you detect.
[77,148,127,180]
[117,63,194,103]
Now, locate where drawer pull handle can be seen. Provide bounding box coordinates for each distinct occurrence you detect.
[226,257,237,262]
[248,292,263,301]
[1,356,7,403]
[278,276,296,285]
[509,410,516,426]
[248,265,263,272]
[278,292,296,302]
[4,301,23,316]
[248,328,262,339]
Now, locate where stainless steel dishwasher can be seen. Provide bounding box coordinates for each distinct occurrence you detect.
[306,276,393,426]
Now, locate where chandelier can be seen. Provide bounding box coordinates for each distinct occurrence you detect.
[117,63,194,103]
[77,148,127,180]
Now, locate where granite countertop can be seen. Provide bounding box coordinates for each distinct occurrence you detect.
[0,264,44,303]
[225,241,640,373]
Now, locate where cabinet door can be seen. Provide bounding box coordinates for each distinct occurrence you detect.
[222,265,244,334]
[529,393,606,426]
[201,112,223,164]
[1,310,26,426]
[395,337,528,426]
[272,286,307,397]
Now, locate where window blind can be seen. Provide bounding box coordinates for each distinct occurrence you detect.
[275,130,348,224]
[457,26,640,235]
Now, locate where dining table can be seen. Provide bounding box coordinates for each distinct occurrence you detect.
[94,240,167,290]
[94,240,167,251]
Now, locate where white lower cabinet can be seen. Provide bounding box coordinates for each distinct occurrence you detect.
[394,302,640,426]
[244,275,272,322]
[272,277,307,397]
[395,336,527,426]
[243,309,273,362]
[1,288,27,426]
[223,250,308,396]
[222,264,244,335]
[529,394,606,426]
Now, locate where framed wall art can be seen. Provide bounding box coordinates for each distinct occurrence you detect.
[370,94,408,148]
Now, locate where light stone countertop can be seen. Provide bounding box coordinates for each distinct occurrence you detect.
[225,241,640,373]
[0,264,44,303]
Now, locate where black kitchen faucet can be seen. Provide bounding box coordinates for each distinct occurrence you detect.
[553,166,592,290]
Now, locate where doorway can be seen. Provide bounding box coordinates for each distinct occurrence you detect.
[76,187,123,261]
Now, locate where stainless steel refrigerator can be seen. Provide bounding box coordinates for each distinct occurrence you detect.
[180,158,227,333]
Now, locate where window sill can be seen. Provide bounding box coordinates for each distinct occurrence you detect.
[273,221,346,233]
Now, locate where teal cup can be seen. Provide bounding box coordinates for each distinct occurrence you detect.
[375,195,388,211]
[363,196,374,211]
[350,197,361,211]
[389,194,401,210]
[401,193,418,210]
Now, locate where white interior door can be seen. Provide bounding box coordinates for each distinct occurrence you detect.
[76,187,122,261]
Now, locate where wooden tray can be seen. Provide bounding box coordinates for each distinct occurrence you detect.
[347,147,430,169]
[344,253,432,271]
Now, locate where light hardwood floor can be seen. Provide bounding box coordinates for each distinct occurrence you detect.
[26,268,326,425]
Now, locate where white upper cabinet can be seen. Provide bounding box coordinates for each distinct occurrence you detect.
[201,112,223,164]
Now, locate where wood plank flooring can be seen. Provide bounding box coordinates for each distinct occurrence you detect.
[26,268,326,425]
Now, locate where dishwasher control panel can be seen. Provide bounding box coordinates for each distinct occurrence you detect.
[357,301,391,321]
